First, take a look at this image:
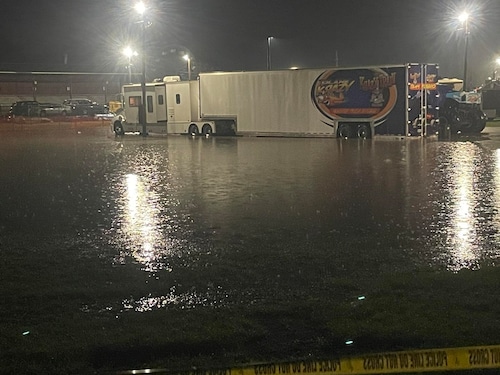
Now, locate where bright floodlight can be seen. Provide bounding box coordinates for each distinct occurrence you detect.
[134,1,146,15]
[123,46,137,58]
[458,12,469,23]
[183,54,190,61]
[496,57,500,66]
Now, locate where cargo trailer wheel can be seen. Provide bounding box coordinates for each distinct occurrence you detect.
[337,124,351,139]
[201,123,213,136]
[357,124,371,139]
[188,124,199,136]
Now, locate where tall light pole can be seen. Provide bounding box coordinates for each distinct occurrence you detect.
[495,57,500,81]
[183,54,191,80]
[267,36,273,70]
[458,12,470,91]
[135,1,147,136]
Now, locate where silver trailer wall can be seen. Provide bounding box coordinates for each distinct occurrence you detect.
[199,69,331,136]
[199,64,438,138]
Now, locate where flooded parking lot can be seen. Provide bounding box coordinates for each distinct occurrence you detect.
[1,125,499,372]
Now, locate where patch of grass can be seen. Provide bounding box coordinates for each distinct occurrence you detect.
[1,231,500,373]
[486,120,500,127]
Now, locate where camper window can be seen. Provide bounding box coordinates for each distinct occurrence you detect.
[129,96,141,107]
[147,96,153,112]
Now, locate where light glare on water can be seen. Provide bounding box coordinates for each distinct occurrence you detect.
[446,144,481,270]
[424,142,500,271]
[121,173,170,272]
[121,284,229,312]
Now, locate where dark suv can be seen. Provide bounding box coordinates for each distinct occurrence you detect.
[62,98,109,116]
[9,101,42,117]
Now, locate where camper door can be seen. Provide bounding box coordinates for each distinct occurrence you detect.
[166,82,192,124]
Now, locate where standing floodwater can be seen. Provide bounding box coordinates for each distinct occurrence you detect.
[2,130,500,297]
[0,127,499,371]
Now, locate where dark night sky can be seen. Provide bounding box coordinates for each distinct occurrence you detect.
[2,0,500,87]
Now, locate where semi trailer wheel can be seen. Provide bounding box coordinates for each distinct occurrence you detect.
[201,123,213,136]
[338,124,351,138]
[188,124,199,136]
[357,124,371,139]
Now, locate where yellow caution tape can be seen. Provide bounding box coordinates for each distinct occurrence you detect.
[152,344,500,375]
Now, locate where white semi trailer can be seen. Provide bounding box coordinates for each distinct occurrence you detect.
[111,64,441,138]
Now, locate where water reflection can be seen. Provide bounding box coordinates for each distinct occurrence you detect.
[434,142,499,271]
[111,154,185,274]
[447,144,479,270]
[108,138,500,279]
[493,149,500,251]
[121,285,228,312]
[122,173,164,272]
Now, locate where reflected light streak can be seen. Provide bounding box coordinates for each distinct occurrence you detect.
[494,149,500,236]
[446,145,479,270]
[122,173,166,272]
[122,290,225,312]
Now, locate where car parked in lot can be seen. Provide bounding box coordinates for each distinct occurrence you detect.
[39,103,71,116]
[9,101,42,117]
[62,98,109,116]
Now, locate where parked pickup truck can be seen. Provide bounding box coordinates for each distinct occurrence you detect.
[39,102,71,116]
[62,98,109,116]
[9,101,42,117]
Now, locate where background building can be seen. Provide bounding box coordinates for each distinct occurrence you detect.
[0,71,130,115]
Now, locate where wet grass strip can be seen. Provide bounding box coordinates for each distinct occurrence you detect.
[0,232,499,373]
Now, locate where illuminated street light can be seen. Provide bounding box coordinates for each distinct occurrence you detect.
[123,46,138,83]
[458,12,470,90]
[267,36,273,70]
[134,1,146,15]
[135,1,147,136]
[183,54,191,81]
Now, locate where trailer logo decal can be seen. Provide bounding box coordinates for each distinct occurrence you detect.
[359,73,396,91]
[409,72,437,90]
[311,68,397,122]
[312,79,355,106]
